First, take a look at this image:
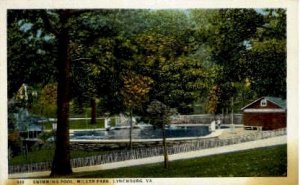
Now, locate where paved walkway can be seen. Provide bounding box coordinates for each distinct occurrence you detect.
[9,135,286,178]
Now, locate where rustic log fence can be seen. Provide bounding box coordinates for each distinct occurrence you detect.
[9,128,286,174]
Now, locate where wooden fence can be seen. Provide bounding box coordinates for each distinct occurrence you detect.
[9,128,286,174]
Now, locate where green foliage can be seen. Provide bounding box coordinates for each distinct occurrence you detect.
[30,83,57,118]
[9,147,112,166]
[243,39,286,98]
[146,100,177,128]
[7,10,57,98]
[243,9,286,98]
[37,131,55,142]
[134,31,212,114]
[68,119,104,129]
[8,132,22,157]
[8,9,286,116]
[209,9,263,81]
[209,9,264,69]
[121,72,153,110]
[255,9,286,40]
[202,9,286,112]
[8,103,18,131]
[146,100,177,168]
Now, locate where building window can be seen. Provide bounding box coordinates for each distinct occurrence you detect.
[260,99,267,107]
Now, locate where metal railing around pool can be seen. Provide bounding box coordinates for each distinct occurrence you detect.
[9,128,286,174]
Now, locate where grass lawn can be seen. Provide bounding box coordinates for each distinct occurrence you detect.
[9,149,110,166]
[68,119,105,129]
[66,144,287,178]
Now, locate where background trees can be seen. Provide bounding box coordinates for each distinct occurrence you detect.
[9,9,285,116]
[133,29,214,114]
[30,83,57,118]
[242,9,286,98]
[201,9,265,114]
[7,11,57,99]
[190,9,286,114]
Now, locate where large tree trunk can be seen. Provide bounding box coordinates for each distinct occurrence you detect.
[162,122,169,169]
[51,11,72,176]
[90,98,97,124]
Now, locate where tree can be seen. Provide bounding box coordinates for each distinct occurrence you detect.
[71,9,215,118]
[134,31,212,115]
[8,10,75,175]
[242,9,286,98]
[70,11,140,116]
[146,100,177,168]
[243,39,286,98]
[31,83,57,118]
[38,9,90,176]
[129,10,223,115]
[7,11,57,99]
[42,10,74,176]
[202,9,264,113]
[71,60,100,124]
[70,10,120,122]
[8,10,135,176]
[121,72,153,149]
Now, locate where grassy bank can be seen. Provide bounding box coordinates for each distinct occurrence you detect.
[9,149,110,166]
[67,144,287,178]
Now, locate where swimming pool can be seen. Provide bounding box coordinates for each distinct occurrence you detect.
[70,125,211,140]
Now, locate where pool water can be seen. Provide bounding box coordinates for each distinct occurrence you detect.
[71,125,210,140]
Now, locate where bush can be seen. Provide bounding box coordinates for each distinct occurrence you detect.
[8,131,22,157]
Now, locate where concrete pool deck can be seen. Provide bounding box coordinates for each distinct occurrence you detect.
[9,134,286,178]
[68,125,248,144]
[68,124,244,143]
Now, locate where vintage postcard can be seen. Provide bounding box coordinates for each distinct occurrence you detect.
[0,0,298,185]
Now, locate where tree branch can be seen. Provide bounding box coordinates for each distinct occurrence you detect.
[73,57,92,62]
